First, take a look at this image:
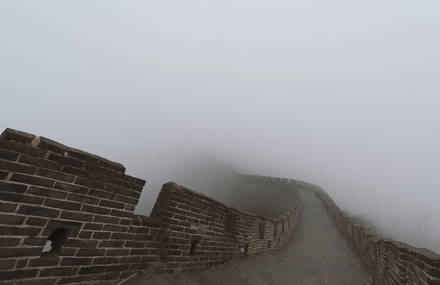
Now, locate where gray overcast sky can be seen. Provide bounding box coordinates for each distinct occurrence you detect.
[1,1,439,251]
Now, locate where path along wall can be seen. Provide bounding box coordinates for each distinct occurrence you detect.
[298,182,440,285]
[0,129,301,285]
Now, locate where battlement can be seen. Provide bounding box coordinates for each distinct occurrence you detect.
[0,129,301,284]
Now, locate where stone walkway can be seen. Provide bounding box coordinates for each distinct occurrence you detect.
[126,190,369,285]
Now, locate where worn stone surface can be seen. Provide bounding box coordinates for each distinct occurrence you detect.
[126,190,369,285]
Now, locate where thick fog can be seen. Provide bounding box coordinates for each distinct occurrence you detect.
[1,1,439,252]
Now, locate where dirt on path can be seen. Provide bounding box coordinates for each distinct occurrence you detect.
[125,190,370,285]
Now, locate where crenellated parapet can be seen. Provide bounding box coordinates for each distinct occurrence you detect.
[0,128,301,284]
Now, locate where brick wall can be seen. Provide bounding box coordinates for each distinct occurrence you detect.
[0,129,301,284]
[299,182,440,285]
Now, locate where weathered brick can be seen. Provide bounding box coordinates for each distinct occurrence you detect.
[25,217,47,226]
[116,195,138,205]
[98,159,125,173]
[67,150,99,164]
[89,189,115,200]
[11,173,54,188]
[131,263,150,270]
[84,165,111,177]
[60,211,93,222]
[0,213,25,225]
[120,218,131,225]
[37,169,75,183]
[19,155,61,171]
[125,241,145,248]
[123,181,144,191]
[0,247,41,258]
[16,259,27,269]
[81,204,110,215]
[0,237,21,246]
[64,239,97,248]
[0,181,28,193]
[128,226,150,234]
[62,167,88,180]
[105,249,129,256]
[105,184,124,194]
[0,137,41,156]
[38,137,66,154]
[60,257,92,266]
[0,201,17,212]
[83,223,103,231]
[125,204,137,211]
[134,234,153,241]
[110,209,132,218]
[59,248,76,257]
[14,278,56,285]
[74,176,93,187]
[0,260,15,270]
[100,199,125,209]
[98,240,124,248]
[0,269,38,281]
[28,256,60,267]
[93,215,120,224]
[78,265,106,274]
[78,231,92,239]
[44,198,81,211]
[47,153,83,169]
[92,232,112,240]
[103,224,128,232]
[111,232,135,240]
[113,173,135,184]
[119,256,142,264]
[92,257,118,264]
[54,182,88,195]
[66,193,99,205]
[23,237,47,246]
[2,128,34,143]
[0,149,19,161]
[76,248,105,257]
[135,178,146,186]
[0,160,36,175]
[128,190,141,199]
[0,226,41,236]
[0,192,44,205]
[57,276,90,284]
[97,272,121,282]
[105,264,129,272]
[40,267,77,277]
[28,186,68,199]
[17,205,59,218]
[130,248,151,255]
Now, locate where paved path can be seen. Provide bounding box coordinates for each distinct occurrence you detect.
[126,190,369,285]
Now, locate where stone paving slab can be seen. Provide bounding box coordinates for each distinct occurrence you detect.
[126,190,370,285]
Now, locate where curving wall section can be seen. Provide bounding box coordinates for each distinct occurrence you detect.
[298,182,440,285]
[0,128,301,284]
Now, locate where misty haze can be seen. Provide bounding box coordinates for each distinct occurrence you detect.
[1,1,439,284]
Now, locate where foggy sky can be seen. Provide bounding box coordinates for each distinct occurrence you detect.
[1,1,439,252]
